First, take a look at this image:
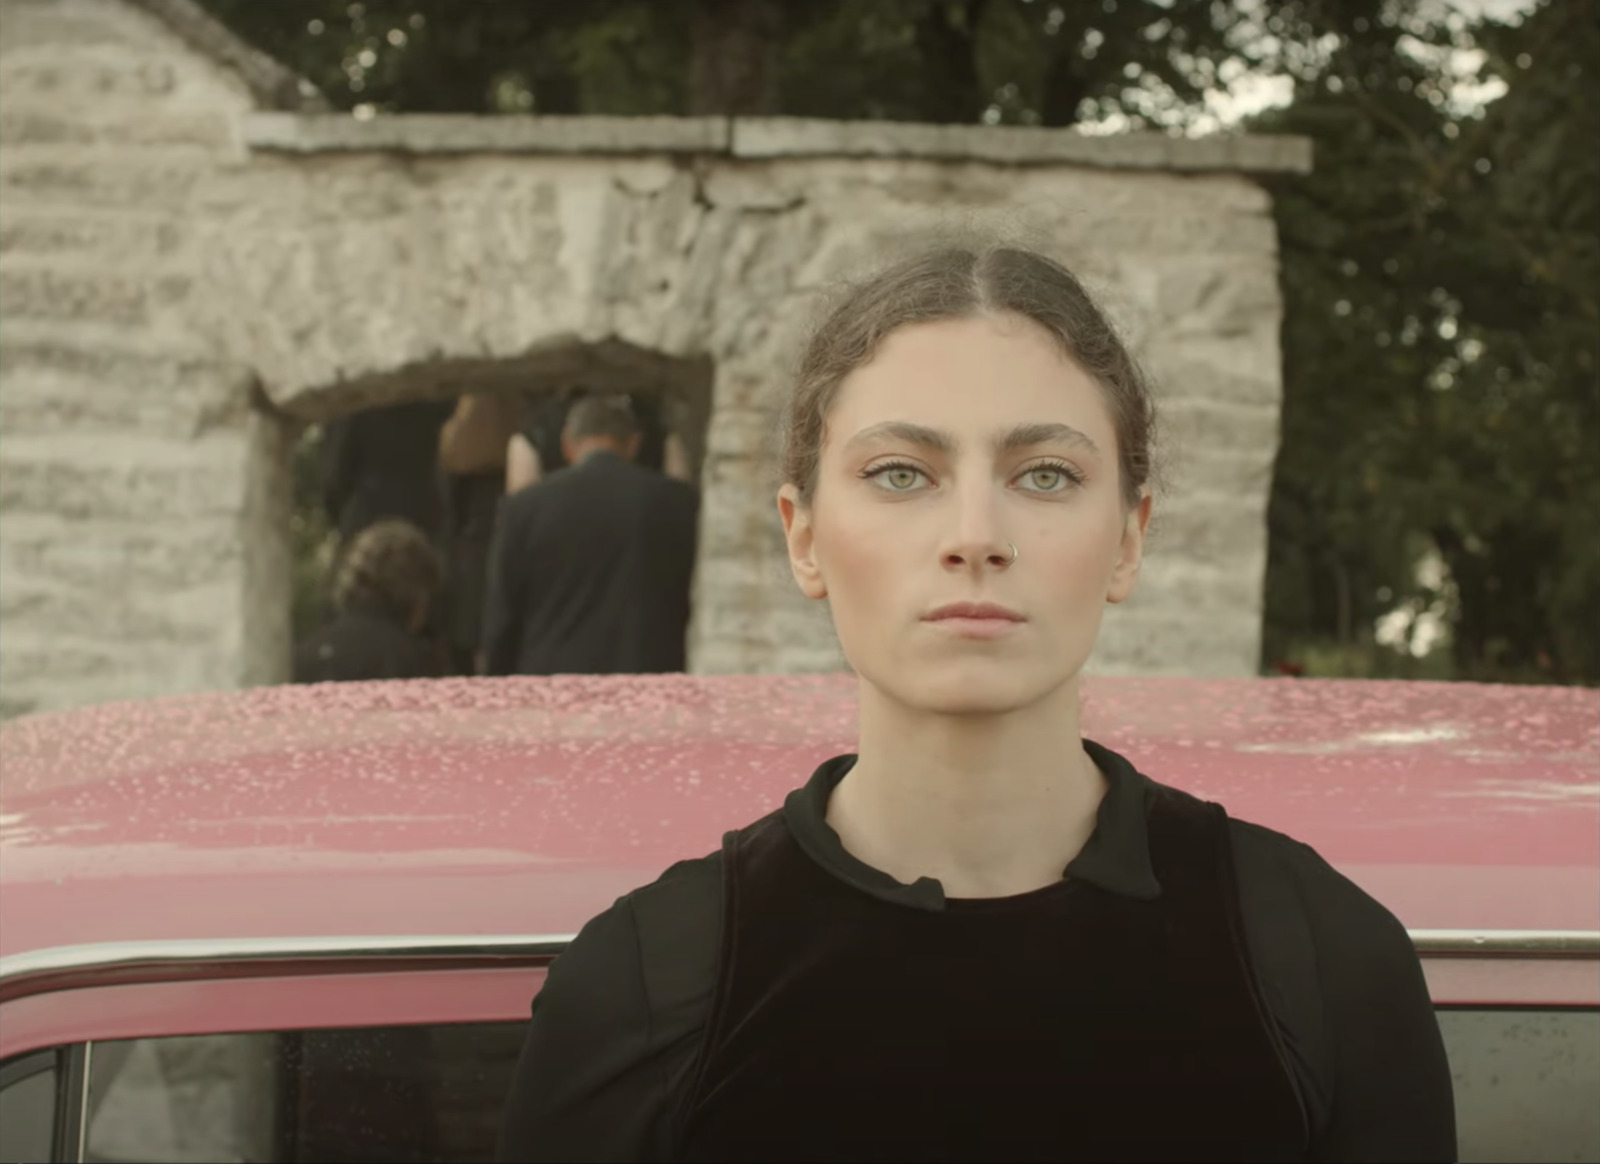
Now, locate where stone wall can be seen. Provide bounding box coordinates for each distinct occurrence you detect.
[0,0,301,718]
[0,0,1311,718]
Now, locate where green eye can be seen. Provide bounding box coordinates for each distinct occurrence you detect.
[862,461,928,490]
[1019,461,1082,492]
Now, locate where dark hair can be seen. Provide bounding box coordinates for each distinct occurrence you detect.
[563,393,641,445]
[782,243,1158,511]
[333,519,442,624]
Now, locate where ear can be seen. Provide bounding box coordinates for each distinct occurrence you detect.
[559,433,575,464]
[1106,490,1152,605]
[777,483,827,600]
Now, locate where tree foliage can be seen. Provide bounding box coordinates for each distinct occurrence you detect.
[196,0,1326,126]
[1255,0,1598,684]
[200,0,1599,684]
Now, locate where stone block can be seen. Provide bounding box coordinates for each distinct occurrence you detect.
[0,109,235,149]
[1142,336,1283,408]
[0,433,247,521]
[0,353,251,436]
[237,410,293,688]
[1159,399,1281,462]
[701,164,808,211]
[729,118,1312,175]
[0,4,137,52]
[704,410,783,462]
[1153,259,1284,338]
[0,574,230,647]
[0,154,204,208]
[0,212,189,260]
[1084,209,1279,257]
[1128,554,1267,616]
[0,52,182,103]
[0,513,241,590]
[1157,444,1276,501]
[1089,607,1263,677]
[1145,493,1271,567]
[242,112,731,156]
[0,642,231,707]
[0,264,192,326]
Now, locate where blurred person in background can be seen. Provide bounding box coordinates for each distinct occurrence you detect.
[437,390,525,676]
[481,393,699,676]
[293,518,446,684]
[320,399,455,544]
[505,387,687,494]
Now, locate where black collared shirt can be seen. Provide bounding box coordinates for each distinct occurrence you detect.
[496,742,1456,1162]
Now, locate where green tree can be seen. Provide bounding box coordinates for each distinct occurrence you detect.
[196,0,1326,126]
[1257,0,1598,684]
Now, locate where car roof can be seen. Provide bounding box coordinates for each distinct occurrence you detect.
[1,674,1595,963]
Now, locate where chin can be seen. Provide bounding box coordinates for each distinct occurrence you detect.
[891,662,1064,717]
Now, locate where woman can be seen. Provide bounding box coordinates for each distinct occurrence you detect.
[495,242,1456,1162]
[292,518,445,684]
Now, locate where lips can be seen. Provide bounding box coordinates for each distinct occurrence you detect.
[924,602,1026,622]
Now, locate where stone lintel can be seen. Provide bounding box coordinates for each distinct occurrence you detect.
[243,113,1312,174]
[730,118,1313,174]
[242,113,732,155]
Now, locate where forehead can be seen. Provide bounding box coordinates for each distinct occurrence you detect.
[827,314,1111,438]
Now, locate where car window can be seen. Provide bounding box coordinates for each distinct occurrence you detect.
[83,1019,528,1164]
[0,1050,60,1164]
[1436,1007,1600,1164]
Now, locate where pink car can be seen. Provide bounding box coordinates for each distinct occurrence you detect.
[1,675,1595,1163]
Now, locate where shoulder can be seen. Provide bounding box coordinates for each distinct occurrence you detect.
[662,477,700,515]
[613,459,697,504]
[1226,815,1417,975]
[547,849,722,1017]
[626,849,723,947]
[499,481,551,523]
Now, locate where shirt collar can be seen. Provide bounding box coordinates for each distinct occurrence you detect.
[781,738,1163,911]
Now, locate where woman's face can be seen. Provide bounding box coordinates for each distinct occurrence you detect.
[779,313,1150,715]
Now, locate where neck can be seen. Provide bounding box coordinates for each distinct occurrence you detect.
[827,675,1105,898]
[570,441,624,464]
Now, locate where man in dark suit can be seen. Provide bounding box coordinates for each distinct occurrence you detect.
[480,393,699,676]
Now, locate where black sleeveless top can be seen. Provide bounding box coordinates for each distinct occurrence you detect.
[676,779,1307,1162]
[494,743,1456,1163]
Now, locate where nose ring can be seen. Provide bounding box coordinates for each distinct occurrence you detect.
[1004,542,1018,566]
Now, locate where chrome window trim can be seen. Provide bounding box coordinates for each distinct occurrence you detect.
[1410,929,1600,957]
[0,928,1594,1009]
[75,1042,91,1164]
[0,934,576,1007]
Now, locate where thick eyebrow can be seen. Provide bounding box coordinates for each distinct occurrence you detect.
[843,420,1100,457]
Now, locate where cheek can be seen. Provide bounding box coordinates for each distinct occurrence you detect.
[1030,505,1123,599]
[810,486,916,618]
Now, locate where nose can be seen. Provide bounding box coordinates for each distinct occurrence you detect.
[938,489,1014,572]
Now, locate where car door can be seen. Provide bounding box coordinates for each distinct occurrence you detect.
[0,951,549,1164]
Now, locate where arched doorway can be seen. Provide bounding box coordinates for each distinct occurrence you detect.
[283,340,715,675]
